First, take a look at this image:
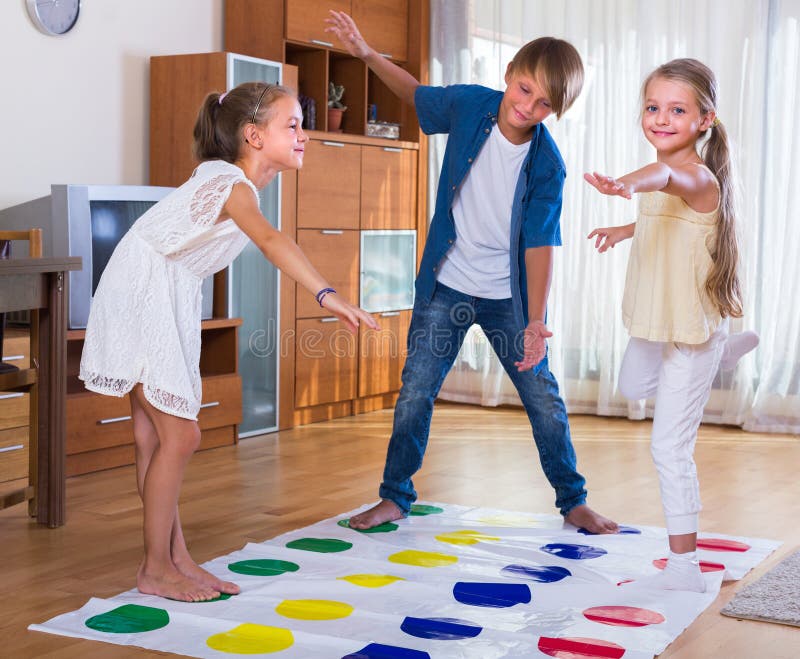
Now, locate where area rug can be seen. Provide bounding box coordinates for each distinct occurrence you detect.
[30,502,780,658]
[720,549,800,627]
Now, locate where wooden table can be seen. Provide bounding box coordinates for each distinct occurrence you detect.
[0,256,81,527]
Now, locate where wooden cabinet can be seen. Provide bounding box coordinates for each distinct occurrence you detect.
[63,319,242,477]
[295,317,358,407]
[353,0,409,61]
[361,145,417,229]
[286,0,351,47]
[0,329,30,484]
[296,230,360,318]
[297,140,361,229]
[358,309,411,397]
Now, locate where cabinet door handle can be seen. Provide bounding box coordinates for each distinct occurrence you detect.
[98,415,132,425]
[3,355,24,362]
[380,311,400,317]
[382,147,402,153]
[200,401,220,409]
[0,444,24,454]
[320,229,343,235]
[311,39,334,47]
[0,393,24,400]
[321,141,345,147]
[320,317,339,323]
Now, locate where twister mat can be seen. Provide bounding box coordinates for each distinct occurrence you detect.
[30,502,780,658]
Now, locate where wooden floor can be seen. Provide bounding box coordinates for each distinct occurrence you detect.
[2,404,798,658]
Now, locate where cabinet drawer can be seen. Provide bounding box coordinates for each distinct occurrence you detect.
[0,392,29,431]
[2,330,30,370]
[297,140,361,229]
[295,317,357,407]
[361,145,417,230]
[0,426,29,483]
[358,309,411,397]
[296,230,360,318]
[198,374,242,430]
[286,0,350,47]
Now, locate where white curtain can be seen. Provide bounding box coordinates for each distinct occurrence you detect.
[432,0,800,433]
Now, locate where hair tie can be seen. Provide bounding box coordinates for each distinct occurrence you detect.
[712,117,721,127]
[218,92,227,105]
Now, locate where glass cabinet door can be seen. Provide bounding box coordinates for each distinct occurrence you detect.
[227,54,282,437]
[360,230,417,313]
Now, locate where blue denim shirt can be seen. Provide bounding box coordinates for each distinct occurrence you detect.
[414,84,566,328]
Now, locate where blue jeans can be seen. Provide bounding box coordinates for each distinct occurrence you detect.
[379,282,587,517]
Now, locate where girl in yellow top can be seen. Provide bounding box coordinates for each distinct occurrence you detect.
[585,59,757,592]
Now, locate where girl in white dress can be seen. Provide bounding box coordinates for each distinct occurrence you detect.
[80,82,378,602]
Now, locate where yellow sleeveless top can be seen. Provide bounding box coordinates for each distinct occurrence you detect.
[622,188,721,344]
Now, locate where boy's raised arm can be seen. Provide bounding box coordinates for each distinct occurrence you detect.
[325,10,419,106]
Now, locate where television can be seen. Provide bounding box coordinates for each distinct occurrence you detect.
[0,184,214,329]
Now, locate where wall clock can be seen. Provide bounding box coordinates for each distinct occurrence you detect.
[27,0,81,36]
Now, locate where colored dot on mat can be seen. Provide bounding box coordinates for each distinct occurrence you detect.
[338,519,399,533]
[583,605,666,627]
[199,593,234,603]
[697,538,751,552]
[541,543,608,560]
[409,504,443,516]
[400,616,483,640]
[653,558,726,572]
[343,643,431,658]
[452,582,532,608]
[206,623,293,654]
[228,559,300,576]
[578,525,641,535]
[537,636,626,659]
[501,564,572,583]
[275,599,354,621]
[388,550,458,568]
[435,530,501,545]
[338,574,405,588]
[85,604,169,634]
[286,538,353,553]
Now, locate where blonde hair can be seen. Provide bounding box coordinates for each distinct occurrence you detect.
[508,37,584,119]
[192,82,296,163]
[643,58,742,318]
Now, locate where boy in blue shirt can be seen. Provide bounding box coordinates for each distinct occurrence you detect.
[326,11,618,534]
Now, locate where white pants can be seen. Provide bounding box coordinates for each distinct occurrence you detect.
[618,319,729,535]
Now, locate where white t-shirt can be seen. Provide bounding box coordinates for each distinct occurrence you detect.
[436,123,530,299]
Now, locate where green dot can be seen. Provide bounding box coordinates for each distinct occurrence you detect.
[228,559,300,577]
[410,504,444,516]
[85,604,169,634]
[338,519,399,533]
[286,538,353,553]
[198,593,234,602]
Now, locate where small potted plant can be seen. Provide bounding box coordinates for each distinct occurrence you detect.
[327,81,347,132]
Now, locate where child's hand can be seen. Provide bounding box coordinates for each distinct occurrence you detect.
[584,172,632,199]
[515,320,553,372]
[587,226,629,252]
[325,11,371,59]
[321,293,380,333]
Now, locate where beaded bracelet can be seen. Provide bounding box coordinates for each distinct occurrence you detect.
[315,287,336,307]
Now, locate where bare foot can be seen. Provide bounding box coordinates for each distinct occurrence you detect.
[348,499,404,530]
[137,564,219,602]
[565,504,619,534]
[174,557,240,595]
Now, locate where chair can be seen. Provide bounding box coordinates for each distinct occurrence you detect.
[0,228,42,515]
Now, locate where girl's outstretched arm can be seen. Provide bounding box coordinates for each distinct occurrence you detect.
[224,183,379,333]
[586,223,635,252]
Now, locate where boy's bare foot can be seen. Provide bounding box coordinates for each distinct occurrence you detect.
[137,564,219,602]
[565,504,619,534]
[175,557,240,595]
[348,499,404,530]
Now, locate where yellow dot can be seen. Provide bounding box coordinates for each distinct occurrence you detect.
[435,529,501,545]
[206,623,293,654]
[338,574,405,588]
[275,599,354,621]
[388,549,458,567]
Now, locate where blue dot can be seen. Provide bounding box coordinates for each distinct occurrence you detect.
[501,564,572,583]
[540,543,607,559]
[452,582,531,608]
[400,616,482,640]
[343,643,431,658]
[578,525,641,535]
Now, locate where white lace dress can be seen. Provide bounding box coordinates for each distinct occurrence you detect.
[80,160,257,420]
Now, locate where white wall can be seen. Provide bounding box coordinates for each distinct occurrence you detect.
[0,1,223,209]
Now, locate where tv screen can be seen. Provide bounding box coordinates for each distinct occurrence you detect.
[89,200,157,295]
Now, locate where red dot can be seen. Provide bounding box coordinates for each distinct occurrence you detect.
[697,538,751,552]
[583,605,665,627]
[653,558,726,572]
[537,636,626,658]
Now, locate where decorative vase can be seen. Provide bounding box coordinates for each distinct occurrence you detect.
[327,107,344,132]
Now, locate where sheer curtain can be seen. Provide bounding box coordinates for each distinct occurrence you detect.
[431,0,800,433]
